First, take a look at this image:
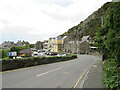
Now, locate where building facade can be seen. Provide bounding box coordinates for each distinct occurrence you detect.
[0,41,15,50]
[48,36,66,52]
[48,37,56,52]
[53,37,64,52]
[16,40,30,47]
[63,35,91,53]
[35,41,43,50]
[43,40,48,51]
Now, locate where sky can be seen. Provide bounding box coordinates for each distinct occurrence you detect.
[0,0,112,44]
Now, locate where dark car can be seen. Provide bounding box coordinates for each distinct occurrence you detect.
[49,52,58,56]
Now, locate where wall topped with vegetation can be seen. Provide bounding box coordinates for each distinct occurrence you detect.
[1,54,77,71]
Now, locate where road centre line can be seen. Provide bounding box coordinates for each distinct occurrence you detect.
[72,68,88,89]
[72,56,97,89]
[36,67,62,77]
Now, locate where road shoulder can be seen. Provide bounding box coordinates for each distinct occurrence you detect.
[83,56,105,88]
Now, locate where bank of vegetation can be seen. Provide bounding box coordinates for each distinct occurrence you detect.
[95,2,120,90]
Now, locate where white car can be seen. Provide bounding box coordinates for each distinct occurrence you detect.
[16,56,22,59]
[57,54,66,57]
[32,52,38,57]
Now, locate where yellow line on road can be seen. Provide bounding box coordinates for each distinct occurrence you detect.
[72,68,88,89]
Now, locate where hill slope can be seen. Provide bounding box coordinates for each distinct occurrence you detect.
[59,2,114,41]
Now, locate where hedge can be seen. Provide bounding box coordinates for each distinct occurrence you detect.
[1,54,77,71]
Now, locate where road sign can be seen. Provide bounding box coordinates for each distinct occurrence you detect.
[8,52,17,56]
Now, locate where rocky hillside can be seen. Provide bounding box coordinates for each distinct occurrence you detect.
[59,2,114,41]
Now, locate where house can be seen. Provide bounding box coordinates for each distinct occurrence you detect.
[16,40,30,47]
[1,41,14,50]
[48,36,67,53]
[19,49,32,57]
[43,40,48,51]
[63,35,91,53]
[77,41,90,53]
[35,41,43,50]
[52,37,64,52]
[48,37,56,52]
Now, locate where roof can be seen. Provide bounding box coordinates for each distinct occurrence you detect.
[20,49,32,54]
[82,35,90,41]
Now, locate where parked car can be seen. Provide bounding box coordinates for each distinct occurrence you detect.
[49,52,58,56]
[32,52,38,57]
[57,54,66,57]
[16,56,22,59]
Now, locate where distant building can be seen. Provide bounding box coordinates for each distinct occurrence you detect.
[1,41,14,47]
[35,41,43,50]
[77,41,90,53]
[19,48,32,57]
[48,37,56,52]
[53,37,64,52]
[43,40,48,51]
[16,40,30,47]
[63,35,91,53]
[0,41,14,50]
[48,36,66,52]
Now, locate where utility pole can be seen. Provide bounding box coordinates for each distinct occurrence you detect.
[101,17,104,27]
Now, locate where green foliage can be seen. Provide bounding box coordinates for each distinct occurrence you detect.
[95,2,120,59]
[2,57,9,60]
[1,50,8,58]
[95,2,120,89]
[29,44,34,48]
[103,59,120,90]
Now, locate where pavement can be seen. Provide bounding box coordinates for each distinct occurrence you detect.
[1,55,104,89]
[82,55,105,89]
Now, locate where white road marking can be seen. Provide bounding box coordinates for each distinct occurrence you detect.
[36,67,62,77]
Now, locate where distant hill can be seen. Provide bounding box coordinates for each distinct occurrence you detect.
[59,2,114,41]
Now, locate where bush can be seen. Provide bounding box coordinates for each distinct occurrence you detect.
[103,59,120,90]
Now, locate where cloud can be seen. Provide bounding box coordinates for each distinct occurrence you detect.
[0,0,112,43]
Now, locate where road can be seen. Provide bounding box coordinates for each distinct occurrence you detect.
[2,55,101,88]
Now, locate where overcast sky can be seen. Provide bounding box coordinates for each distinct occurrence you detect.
[0,0,112,44]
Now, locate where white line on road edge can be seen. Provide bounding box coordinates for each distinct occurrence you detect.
[36,67,62,77]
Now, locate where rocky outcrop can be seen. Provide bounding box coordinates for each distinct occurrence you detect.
[59,2,114,41]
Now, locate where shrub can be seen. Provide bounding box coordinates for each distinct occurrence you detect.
[103,59,120,90]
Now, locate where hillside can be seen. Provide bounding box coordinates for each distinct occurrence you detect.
[59,2,114,41]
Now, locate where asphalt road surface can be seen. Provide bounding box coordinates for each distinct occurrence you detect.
[2,55,101,88]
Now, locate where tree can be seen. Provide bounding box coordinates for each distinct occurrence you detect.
[1,50,8,58]
[29,44,34,48]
